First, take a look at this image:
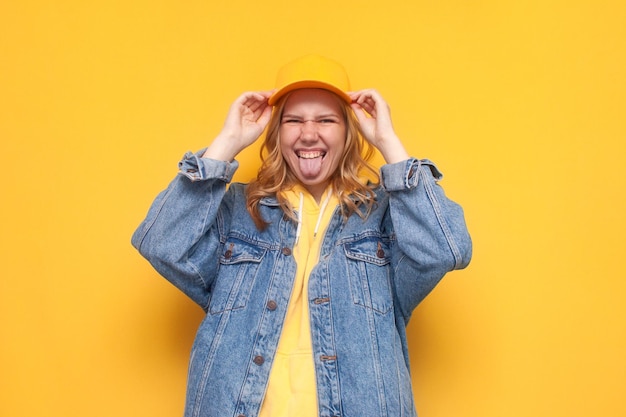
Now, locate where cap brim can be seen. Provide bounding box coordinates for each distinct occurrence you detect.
[268,81,352,106]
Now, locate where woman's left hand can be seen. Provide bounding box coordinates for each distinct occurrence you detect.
[349,89,410,164]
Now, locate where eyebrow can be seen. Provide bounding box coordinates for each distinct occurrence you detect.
[281,113,342,119]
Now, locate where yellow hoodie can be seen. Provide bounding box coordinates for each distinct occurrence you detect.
[259,185,338,417]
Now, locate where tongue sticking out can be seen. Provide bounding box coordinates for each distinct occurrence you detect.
[299,155,324,177]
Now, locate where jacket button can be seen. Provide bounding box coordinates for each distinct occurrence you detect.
[253,355,265,365]
[281,247,292,256]
[224,243,234,259]
[267,300,277,311]
[376,242,385,258]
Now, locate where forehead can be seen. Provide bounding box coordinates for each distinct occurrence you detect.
[282,88,344,115]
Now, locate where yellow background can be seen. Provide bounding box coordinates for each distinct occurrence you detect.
[1,1,624,416]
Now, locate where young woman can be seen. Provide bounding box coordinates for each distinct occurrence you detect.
[132,55,472,417]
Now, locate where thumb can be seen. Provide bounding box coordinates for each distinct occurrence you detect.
[350,103,370,124]
[257,104,273,128]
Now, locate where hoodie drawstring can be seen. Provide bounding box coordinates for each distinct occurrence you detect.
[294,188,333,246]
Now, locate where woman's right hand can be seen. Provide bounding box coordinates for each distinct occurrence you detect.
[202,91,274,161]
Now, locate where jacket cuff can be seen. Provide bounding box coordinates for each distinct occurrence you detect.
[380,158,443,191]
[177,149,239,182]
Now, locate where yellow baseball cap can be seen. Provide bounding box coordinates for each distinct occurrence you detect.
[268,55,352,105]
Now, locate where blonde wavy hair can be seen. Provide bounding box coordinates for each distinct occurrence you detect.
[246,90,379,230]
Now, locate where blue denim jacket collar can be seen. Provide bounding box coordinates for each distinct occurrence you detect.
[259,196,280,206]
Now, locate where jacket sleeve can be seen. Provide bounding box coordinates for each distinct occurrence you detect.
[380,158,472,317]
[131,150,239,310]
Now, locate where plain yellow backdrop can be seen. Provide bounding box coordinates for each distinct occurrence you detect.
[1,1,624,416]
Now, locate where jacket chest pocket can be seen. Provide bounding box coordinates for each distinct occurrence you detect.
[343,237,393,314]
[209,238,266,314]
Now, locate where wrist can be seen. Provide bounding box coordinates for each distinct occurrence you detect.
[202,135,241,162]
[376,135,409,164]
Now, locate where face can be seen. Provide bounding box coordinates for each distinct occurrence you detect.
[279,89,347,200]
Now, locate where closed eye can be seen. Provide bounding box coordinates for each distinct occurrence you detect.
[280,116,341,125]
[281,118,303,124]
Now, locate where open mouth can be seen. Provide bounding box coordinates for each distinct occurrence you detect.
[296,150,327,177]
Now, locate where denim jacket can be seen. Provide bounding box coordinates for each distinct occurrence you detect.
[132,151,472,417]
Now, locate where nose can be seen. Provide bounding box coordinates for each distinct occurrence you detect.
[300,120,319,140]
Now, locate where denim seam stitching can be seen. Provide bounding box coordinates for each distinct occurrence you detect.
[421,169,463,269]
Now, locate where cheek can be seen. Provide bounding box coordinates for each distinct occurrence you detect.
[279,128,297,148]
[331,129,348,154]
[278,131,291,155]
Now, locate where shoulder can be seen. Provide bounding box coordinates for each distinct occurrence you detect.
[218,182,249,212]
[227,182,247,195]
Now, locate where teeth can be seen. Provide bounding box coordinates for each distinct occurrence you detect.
[297,151,325,159]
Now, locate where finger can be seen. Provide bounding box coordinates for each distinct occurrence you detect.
[239,93,271,115]
[353,91,381,115]
[350,103,373,123]
[241,92,269,106]
[355,98,377,118]
[350,103,368,122]
[256,103,273,127]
